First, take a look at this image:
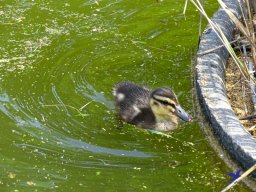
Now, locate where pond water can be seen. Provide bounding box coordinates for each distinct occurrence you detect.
[0,0,251,191]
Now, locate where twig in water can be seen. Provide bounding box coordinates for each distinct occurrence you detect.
[79,101,93,111]
[43,101,92,117]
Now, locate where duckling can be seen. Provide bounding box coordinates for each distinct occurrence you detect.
[113,81,192,131]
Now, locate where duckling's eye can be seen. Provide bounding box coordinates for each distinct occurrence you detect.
[169,103,176,109]
[153,101,159,106]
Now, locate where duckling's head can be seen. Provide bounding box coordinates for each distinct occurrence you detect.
[149,87,192,126]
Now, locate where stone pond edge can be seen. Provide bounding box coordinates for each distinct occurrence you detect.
[196,0,256,172]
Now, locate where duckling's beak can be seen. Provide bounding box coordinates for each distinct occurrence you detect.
[175,105,192,122]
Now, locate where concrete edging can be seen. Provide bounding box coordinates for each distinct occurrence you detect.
[196,0,256,171]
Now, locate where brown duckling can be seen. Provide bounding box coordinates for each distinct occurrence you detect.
[113,81,192,131]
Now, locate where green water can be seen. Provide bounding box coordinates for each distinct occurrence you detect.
[0,0,251,191]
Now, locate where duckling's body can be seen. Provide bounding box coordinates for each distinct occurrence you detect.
[113,81,191,131]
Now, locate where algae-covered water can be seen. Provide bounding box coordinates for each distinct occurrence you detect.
[0,0,251,191]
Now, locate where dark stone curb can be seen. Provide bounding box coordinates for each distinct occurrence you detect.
[196,0,256,171]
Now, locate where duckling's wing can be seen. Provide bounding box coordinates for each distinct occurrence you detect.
[113,81,150,122]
